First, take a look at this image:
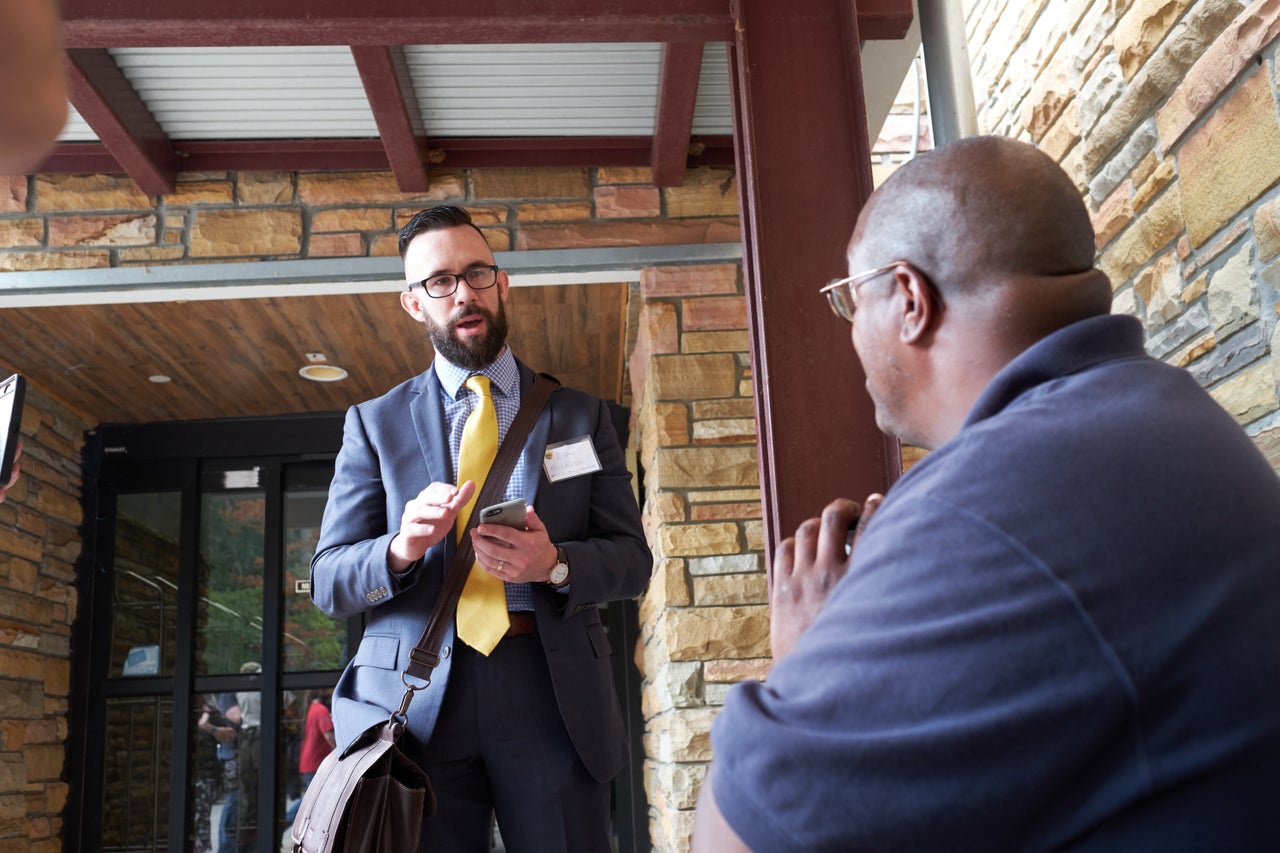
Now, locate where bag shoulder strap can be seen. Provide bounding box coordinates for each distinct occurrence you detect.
[401,371,560,684]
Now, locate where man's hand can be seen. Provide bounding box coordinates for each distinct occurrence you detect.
[387,480,476,572]
[470,504,558,584]
[769,493,882,660]
[0,439,21,504]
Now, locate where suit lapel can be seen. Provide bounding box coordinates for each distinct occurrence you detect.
[517,362,553,506]
[409,368,450,486]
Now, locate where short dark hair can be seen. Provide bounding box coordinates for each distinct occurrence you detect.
[397,205,485,257]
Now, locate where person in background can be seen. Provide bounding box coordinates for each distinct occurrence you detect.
[285,690,336,825]
[195,696,233,853]
[693,135,1280,850]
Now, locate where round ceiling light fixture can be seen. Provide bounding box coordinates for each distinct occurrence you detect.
[299,364,349,382]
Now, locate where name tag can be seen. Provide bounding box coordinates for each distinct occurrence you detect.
[543,435,602,483]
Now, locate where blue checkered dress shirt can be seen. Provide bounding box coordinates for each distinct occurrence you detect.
[433,349,534,611]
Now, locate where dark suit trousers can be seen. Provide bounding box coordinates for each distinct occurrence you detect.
[417,630,612,853]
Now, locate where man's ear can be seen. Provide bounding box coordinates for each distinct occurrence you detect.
[897,265,940,344]
[496,269,511,300]
[400,288,426,321]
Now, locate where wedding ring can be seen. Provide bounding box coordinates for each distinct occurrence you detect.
[497,561,505,573]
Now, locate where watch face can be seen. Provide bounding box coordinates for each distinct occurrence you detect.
[549,562,569,585]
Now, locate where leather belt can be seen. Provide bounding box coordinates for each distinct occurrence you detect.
[504,611,536,637]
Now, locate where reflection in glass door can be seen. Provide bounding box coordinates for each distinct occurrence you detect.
[72,416,351,853]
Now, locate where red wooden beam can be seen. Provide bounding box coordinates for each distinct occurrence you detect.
[34,136,737,175]
[650,42,705,188]
[855,0,915,41]
[351,46,429,193]
[63,48,176,195]
[60,0,735,47]
[731,0,899,558]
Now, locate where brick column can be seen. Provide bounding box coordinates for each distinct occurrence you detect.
[630,263,768,853]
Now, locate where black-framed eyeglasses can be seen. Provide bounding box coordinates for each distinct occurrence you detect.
[410,264,501,298]
[820,262,902,322]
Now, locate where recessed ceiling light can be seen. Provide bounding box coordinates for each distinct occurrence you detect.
[149,375,171,383]
[299,364,349,382]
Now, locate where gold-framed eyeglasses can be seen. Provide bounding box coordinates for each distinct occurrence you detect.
[820,262,903,322]
[411,264,500,298]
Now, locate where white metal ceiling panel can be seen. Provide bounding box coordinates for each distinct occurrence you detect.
[54,42,735,144]
[110,46,377,140]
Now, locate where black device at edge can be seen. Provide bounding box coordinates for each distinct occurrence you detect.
[0,374,27,485]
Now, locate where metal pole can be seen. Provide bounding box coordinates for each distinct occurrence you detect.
[917,0,979,145]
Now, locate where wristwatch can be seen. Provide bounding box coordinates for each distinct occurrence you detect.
[548,545,570,589]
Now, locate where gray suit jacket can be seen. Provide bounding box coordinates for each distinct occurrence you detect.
[310,359,652,782]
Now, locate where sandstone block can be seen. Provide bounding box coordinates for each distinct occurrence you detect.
[1255,197,1280,262]
[690,501,762,522]
[369,232,399,256]
[646,491,687,526]
[663,168,739,217]
[0,250,109,272]
[1209,358,1278,424]
[190,208,302,257]
[1178,70,1280,247]
[661,605,770,660]
[0,218,42,248]
[687,553,759,576]
[649,661,703,712]
[657,522,739,557]
[1131,157,1175,212]
[237,172,293,204]
[312,208,392,232]
[1097,181,1183,285]
[704,658,771,682]
[1077,53,1124,138]
[515,201,592,223]
[22,745,61,782]
[652,446,758,489]
[34,175,151,211]
[641,264,738,299]
[1207,247,1258,339]
[1094,181,1134,249]
[597,166,654,185]
[1021,54,1073,140]
[691,418,756,444]
[165,180,234,205]
[516,218,740,250]
[1,175,27,212]
[1115,0,1195,81]
[692,573,767,606]
[307,232,364,257]
[1156,0,1280,149]
[682,330,750,353]
[650,353,737,401]
[691,398,754,420]
[48,214,156,247]
[473,168,590,200]
[121,245,188,265]
[682,296,747,332]
[640,401,689,449]
[1088,119,1157,203]
[1184,221,1249,281]
[595,185,661,219]
[1040,99,1081,162]
[301,170,463,205]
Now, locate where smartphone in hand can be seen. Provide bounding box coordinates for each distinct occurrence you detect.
[0,374,27,485]
[478,498,526,530]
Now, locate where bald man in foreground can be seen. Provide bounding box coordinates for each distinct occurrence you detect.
[693,136,1280,850]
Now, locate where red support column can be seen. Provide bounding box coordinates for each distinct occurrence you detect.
[731,0,902,561]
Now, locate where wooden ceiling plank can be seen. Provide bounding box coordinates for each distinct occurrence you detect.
[351,45,429,193]
[650,42,704,188]
[60,0,734,47]
[63,48,176,195]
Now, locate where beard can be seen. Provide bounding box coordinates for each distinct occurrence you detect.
[424,298,509,370]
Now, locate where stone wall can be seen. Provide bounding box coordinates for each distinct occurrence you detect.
[965,0,1280,462]
[0,383,88,852]
[0,166,739,269]
[627,262,765,852]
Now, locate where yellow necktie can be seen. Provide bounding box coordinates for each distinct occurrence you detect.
[454,375,509,654]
